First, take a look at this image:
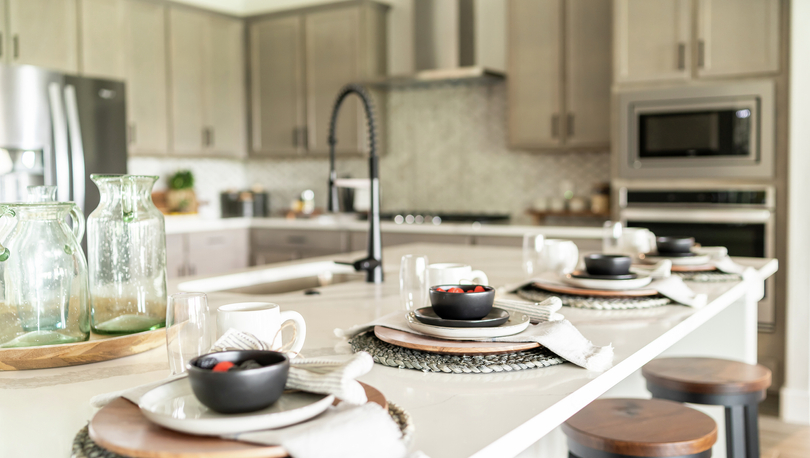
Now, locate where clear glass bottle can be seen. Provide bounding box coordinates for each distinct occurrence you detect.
[88,175,167,334]
[0,194,90,347]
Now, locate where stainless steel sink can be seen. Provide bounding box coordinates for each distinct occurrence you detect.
[177,261,363,295]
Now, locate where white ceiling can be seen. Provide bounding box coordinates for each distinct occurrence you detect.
[171,0,395,16]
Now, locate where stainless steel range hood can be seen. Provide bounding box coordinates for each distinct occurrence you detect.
[370,0,506,88]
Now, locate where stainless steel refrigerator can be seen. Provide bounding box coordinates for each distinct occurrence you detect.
[0,64,128,221]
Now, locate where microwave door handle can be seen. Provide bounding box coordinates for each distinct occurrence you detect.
[63,85,85,214]
[47,82,71,202]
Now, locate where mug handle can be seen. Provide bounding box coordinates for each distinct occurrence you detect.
[470,270,488,286]
[277,310,307,355]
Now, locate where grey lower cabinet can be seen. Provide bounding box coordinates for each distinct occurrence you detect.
[251,229,350,266]
[166,229,249,279]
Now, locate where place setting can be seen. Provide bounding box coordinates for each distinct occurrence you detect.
[335,255,612,374]
[76,292,414,458]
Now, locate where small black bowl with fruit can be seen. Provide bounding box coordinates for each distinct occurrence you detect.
[188,350,289,414]
[429,284,495,320]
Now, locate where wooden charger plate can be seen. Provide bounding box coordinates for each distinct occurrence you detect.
[670,264,717,272]
[532,282,659,298]
[89,382,386,458]
[0,328,165,370]
[374,326,540,355]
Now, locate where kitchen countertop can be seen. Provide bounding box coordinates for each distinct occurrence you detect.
[164,215,605,239]
[0,244,776,458]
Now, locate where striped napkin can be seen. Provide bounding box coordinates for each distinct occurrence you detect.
[493,296,564,323]
[91,329,374,408]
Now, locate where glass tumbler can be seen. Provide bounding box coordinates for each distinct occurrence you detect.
[522,232,545,277]
[166,292,213,375]
[400,255,429,312]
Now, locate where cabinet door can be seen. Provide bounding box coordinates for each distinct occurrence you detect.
[564,0,611,147]
[507,0,563,148]
[187,230,249,277]
[168,7,206,155]
[123,0,168,155]
[8,0,78,73]
[166,234,187,279]
[614,0,690,83]
[80,0,125,80]
[305,7,363,155]
[696,0,780,77]
[249,15,305,157]
[204,15,245,158]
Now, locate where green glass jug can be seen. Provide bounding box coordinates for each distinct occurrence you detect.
[88,175,167,334]
[0,193,90,347]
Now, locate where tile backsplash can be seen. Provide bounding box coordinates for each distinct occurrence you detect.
[130,82,610,221]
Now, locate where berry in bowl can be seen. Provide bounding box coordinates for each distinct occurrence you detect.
[428,285,495,320]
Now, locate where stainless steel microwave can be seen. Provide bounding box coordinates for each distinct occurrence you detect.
[617,81,775,179]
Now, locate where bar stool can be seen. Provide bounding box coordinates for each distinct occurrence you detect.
[562,398,717,458]
[642,357,771,458]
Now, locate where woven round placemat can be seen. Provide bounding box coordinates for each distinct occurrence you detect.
[517,285,672,310]
[349,331,565,374]
[71,402,415,458]
[675,271,742,282]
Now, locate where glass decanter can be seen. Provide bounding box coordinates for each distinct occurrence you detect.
[0,189,90,347]
[88,175,167,334]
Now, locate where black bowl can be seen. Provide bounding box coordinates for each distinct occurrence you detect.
[656,236,695,254]
[584,254,632,276]
[428,285,495,320]
[187,350,289,414]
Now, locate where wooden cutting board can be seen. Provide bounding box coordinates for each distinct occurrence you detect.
[89,382,386,458]
[0,329,165,370]
[374,326,540,355]
[532,282,659,298]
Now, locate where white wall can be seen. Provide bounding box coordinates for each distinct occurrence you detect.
[781,0,810,425]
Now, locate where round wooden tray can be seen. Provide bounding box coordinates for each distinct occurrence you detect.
[670,264,717,272]
[0,329,165,370]
[89,382,386,458]
[374,326,540,355]
[532,282,659,298]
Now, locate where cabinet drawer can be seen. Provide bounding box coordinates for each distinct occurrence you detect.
[251,229,347,251]
[350,232,471,250]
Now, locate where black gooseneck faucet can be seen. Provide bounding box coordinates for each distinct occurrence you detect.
[328,84,383,283]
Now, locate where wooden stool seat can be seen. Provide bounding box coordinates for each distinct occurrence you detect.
[642,357,771,395]
[562,398,717,458]
[642,358,772,458]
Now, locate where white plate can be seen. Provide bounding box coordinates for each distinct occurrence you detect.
[406,311,530,340]
[644,254,712,266]
[562,274,653,291]
[139,377,335,436]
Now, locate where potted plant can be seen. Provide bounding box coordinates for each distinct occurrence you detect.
[165,170,198,214]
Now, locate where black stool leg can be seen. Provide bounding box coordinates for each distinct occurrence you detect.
[725,405,746,458]
[744,401,760,458]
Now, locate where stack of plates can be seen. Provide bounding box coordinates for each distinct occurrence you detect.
[407,307,530,340]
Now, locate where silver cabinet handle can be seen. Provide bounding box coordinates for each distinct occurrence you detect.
[551,114,560,138]
[13,35,19,60]
[567,113,574,137]
[128,123,136,145]
[677,43,686,70]
[698,40,705,68]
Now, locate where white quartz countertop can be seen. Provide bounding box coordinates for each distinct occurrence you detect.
[163,215,604,239]
[0,244,777,458]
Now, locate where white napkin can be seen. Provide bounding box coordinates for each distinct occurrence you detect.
[531,272,707,308]
[336,311,614,372]
[493,296,565,322]
[91,329,374,408]
[228,402,407,458]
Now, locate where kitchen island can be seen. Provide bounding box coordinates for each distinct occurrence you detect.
[0,244,776,458]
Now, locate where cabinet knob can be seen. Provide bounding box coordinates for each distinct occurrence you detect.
[13,35,19,60]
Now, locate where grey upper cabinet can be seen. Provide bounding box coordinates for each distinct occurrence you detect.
[7,0,78,73]
[79,0,169,156]
[614,0,781,83]
[169,6,246,158]
[249,2,387,158]
[508,0,611,150]
[250,15,305,156]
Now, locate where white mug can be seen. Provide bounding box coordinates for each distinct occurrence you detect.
[427,263,489,287]
[216,302,307,354]
[538,239,579,275]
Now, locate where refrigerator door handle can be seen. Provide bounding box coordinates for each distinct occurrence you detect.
[64,85,86,214]
[47,83,71,203]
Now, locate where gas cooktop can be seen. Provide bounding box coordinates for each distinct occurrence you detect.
[361,212,511,225]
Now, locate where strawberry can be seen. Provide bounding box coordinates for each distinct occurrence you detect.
[473,286,486,293]
[436,287,445,292]
[212,361,235,372]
